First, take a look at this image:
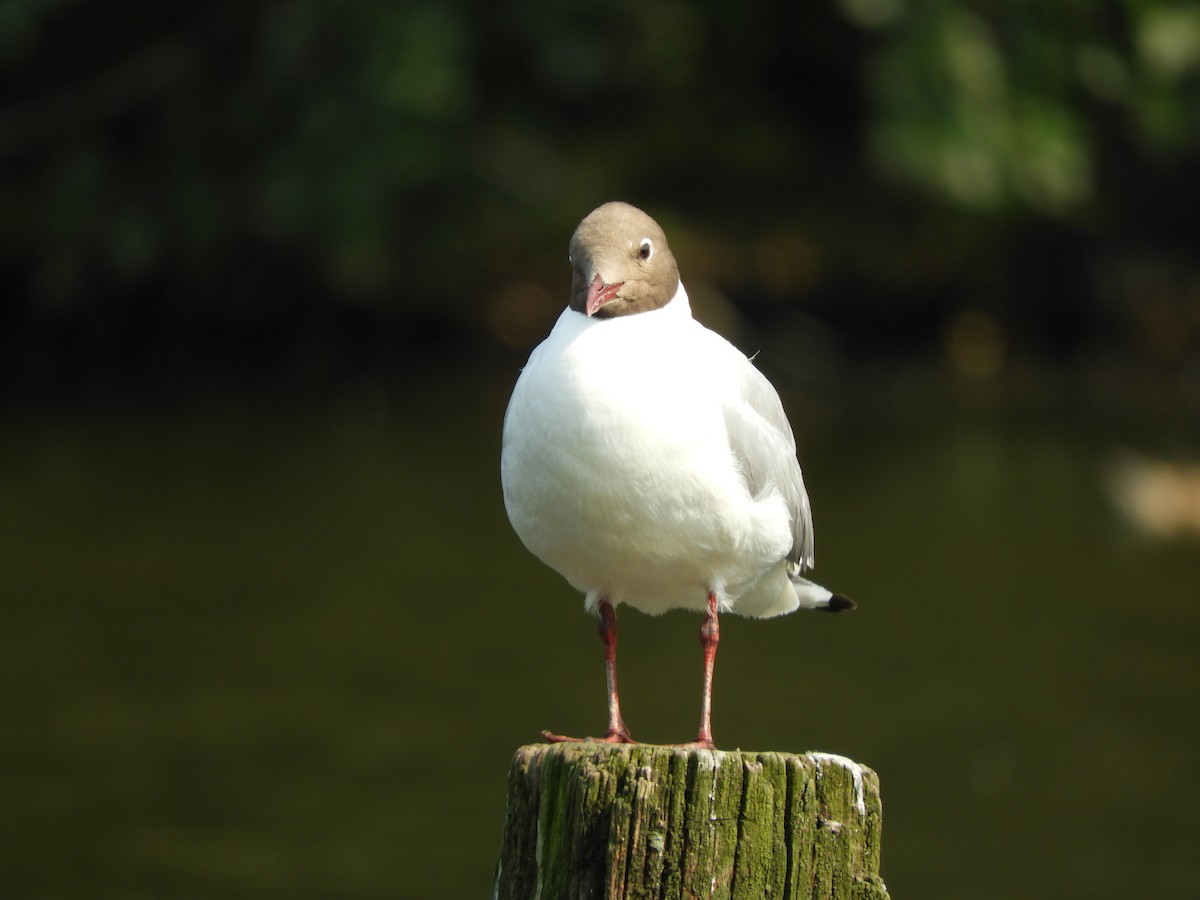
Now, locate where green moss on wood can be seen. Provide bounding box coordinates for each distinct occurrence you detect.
[494,743,890,900]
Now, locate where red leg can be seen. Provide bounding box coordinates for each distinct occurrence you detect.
[543,598,635,744]
[681,592,719,750]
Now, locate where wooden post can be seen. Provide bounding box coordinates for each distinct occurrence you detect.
[494,743,890,899]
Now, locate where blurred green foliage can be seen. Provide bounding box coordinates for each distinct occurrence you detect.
[866,2,1200,212]
[1,0,1198,399]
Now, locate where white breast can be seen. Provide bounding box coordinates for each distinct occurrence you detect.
[501,287,793,615]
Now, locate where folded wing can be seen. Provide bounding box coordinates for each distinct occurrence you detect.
[722,358,815,572]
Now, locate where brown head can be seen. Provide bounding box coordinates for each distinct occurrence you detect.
[568,202,681,318]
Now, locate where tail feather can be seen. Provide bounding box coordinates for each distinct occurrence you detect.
[792,575,857,612]
[819,593,857,612]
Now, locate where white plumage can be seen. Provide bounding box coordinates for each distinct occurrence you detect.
[503,283,832,618]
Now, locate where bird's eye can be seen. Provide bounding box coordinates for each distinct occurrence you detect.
[638,238,653,261]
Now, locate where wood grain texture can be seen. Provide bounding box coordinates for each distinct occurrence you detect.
[494,743,890,899]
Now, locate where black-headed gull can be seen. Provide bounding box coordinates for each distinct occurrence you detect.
[501,201,853,749]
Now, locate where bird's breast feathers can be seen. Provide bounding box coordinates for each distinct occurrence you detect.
[501,290,793,611]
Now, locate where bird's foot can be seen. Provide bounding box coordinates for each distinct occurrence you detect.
[542,728,636,745]
[671,738,717,751]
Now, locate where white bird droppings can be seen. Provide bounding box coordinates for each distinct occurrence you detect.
[808,752,867,817]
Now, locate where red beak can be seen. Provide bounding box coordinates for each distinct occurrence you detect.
[585,273,624,317]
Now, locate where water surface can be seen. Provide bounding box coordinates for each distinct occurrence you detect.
[3,374,1198,897]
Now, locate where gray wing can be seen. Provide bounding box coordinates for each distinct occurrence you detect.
[722,357,815,571]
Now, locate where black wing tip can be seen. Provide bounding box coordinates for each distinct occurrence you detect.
[819,593,857,613]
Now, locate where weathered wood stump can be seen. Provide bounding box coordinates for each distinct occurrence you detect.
[494,743,889,899]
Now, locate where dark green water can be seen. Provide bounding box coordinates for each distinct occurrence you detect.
[4,374,1199,898]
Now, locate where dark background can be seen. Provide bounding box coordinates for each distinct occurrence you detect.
[4,0,1199,414]
[4,1,1200,897]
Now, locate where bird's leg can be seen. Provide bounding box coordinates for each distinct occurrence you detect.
[686,591,720,750]
[542,598,635,744]
[598,599,633,741]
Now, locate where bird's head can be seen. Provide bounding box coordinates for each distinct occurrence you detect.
[568,202,681,318]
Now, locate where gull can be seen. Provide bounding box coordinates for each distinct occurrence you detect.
[501,202,853,749]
